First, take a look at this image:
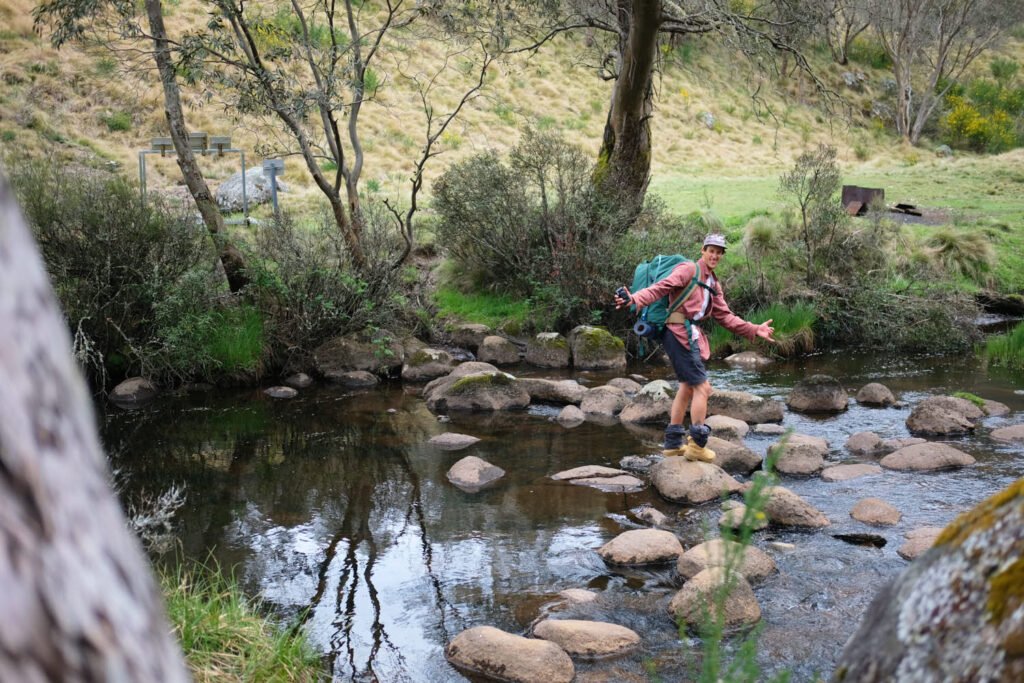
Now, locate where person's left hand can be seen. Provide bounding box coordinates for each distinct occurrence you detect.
[756,319,776,343]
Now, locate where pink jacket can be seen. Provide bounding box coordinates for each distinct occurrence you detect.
[631,259,757,361]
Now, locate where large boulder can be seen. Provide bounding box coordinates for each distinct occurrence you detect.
[448,323,491,352]
[669,568,761,629]
[580,385,627,417]
[772,433,829,476]
[856,382,897,407]
[525,332,571,368]
[445,626,574,683]
[676,538,776,582]
[707,390,784,423]
[313,334,404,376]
[787,374,849,414]
[598,529,684,566]
[109,377,158,407]
[763,485,830,528]
[215,167,289,212]
[446,456,505,492]
[401,347,455,382]
[650,459,743,504]
[707,436,762,475]
[425,371,530,412]
[905,395,982,436]
[532,620,640,659]
[516,378,586,405]
[568,325,626,370]
[618,381,674,423]
[705,415,749,442]
[880,442,976,471]
[476,335,520,365]
[832,480,1024,683]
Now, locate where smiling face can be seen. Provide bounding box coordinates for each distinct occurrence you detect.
[701,244,725,269]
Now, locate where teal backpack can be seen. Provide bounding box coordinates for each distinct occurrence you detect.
[627,254,711,340]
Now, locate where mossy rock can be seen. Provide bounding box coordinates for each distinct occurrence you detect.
[568,325,626,371]
[425,371,530,412]
[525,332,571,368]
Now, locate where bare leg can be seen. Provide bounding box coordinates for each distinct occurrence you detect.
[689,381,713,425]
[670,383,694,425]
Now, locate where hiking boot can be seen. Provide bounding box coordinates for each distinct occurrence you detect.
[689,423,712,448]
[682,437,717,463]
[662,424,687,456]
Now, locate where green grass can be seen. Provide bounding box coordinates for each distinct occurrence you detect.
[435,286,530,329]
[206,305,265,373]
[982,321,1024,370]
[161,559,323,682]
[952,391,986,408]
[101,111,132,132]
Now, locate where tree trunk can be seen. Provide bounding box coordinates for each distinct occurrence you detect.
[596,0,660,217]
[145,0,248,293]
[0,173,190,681]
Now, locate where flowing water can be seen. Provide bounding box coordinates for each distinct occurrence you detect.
[102,352,1024,682]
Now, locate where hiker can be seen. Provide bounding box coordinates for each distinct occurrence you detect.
[614,233,775,461]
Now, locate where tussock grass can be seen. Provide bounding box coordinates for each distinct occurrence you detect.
[205,305,265,373]
[708,302,815,358]
[925,228,994,284]
[161,559,323,682]
[983,321,1024,370]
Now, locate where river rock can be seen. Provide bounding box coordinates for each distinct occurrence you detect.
[650,459,743,504]
[283,372,313,389]
[425,369,530,412]
[475,336,520,366]
[834,480,1024,682]
[428,433,481,450]
[568,325,626,370]
[705,414,749,441]
[559,589,598,604]
[446,456,505,492]
[669,567,761,629]
[525,332,570,368]
[724,351,773,367]
[896,527,943,560]
[445,626,574,683]
[850,498,901,526]
[577,475,646,492]
[880,442,975,471]
[533,619,640,659]
[313,334,404,376]
[676,539,776,582]
[618,381,674,423]
[856,382,896,407]
[906,395,982,435]
[991,424,1024,443]
[607,377,643,394]
[325,369,379,387]
[517,378,586,405]
[753,423,786,435]
[772,433,829,476]
[557,405,585,425]
[708,390,785,423]
[707,436,762,475]
[449,323,491,352]
[401,347,455,381]
[110,377,158,406]
[879,436,927,454]
[263,386,297,399]
[821,463,883,482]
[580,385,627,417]
[787,374,849,413]
[718,503,768,532]
[598,529,684,566]
[632,504,669,527]
[845,431,882,456]
[981,399,1010,417]
[552,465,628,481]
[763,486,830,528]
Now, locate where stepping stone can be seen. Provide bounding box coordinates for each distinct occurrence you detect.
[821,463,883,482]
[763,486,830,528]
[264,386,298,399]
[558,589,598,604]
[991,424,1024,443]
[569,475,645,493]
[706,414,750,441]
[447,456,505,492]
[598,529,683,566]
[669,568,761,629]
[533,619,640,659]
[898,527,943,560]
[650,459,743,504]
[557,404,585,425]
[880,443,975,471]
[850,498,901,526]
[719,503,768,532]
[445,626,574,683]
[676,539,776,582]
[754,423,786,435]
[428,433,480,450]
[552,465,627,480]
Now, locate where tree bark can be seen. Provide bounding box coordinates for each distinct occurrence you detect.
[595,0,660,217]
[0,173,190,681]
[145,0,248,292]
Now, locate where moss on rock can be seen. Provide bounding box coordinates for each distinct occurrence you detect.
[451,372,512,394]
[936,479,1024,548]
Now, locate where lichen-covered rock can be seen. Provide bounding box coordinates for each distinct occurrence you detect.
[263,386,297,399]
[705,414,749,441]
[821,464,883,482]
[992,424,1024,443]
[618,381,674,423]
[833,480,1024,683]
[787,374,849,413]
[856,382,896,407]
[850,498,901,526]
[845,431,882,456]
[580,385,627,417]
[401,347,455,382]
[598,529,684,566]
[446,456,505,492]
[905,395,982,435]
[707,436,762,475]
[525,332,571,368]
[724,351,773,367]
[772,433,829,476]
[568,325,626,370]
[445,626,574,683]
[650,459,743,504]
[110,377,158,406]
[880,442,975,471]
[708,390,784,423]
[449,323,491,352]
[669,567,761,629]
[532,619,640,659]
[676,539,776,582]
[428,433,481,451]
[517,378,586,405]
[313,334,404,376]
[763,486,830,528]
[425,371,530,412]
[477,335,520,366]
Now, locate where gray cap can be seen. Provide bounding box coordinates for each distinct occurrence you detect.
[703,233,727,250]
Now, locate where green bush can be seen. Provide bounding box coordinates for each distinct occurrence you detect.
[101,111,132,132]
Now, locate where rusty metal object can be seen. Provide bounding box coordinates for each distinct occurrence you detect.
[841,185,884,215]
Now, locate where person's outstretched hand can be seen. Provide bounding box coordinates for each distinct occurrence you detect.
[756,318,776,343]
[614,287,632,310]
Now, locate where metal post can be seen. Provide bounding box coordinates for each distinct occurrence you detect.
[262,158,284,221]
[138,151,147,206]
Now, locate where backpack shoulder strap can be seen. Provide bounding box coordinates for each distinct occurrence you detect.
[665,262,705,317]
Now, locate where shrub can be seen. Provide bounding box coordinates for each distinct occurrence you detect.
[101,111,132,132]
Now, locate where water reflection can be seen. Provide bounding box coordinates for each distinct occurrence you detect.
[103,353,1024,681]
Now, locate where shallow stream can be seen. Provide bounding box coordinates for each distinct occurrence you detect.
[102,352,1024,682]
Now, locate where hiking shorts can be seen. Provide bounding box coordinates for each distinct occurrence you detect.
[662,325,707,387]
